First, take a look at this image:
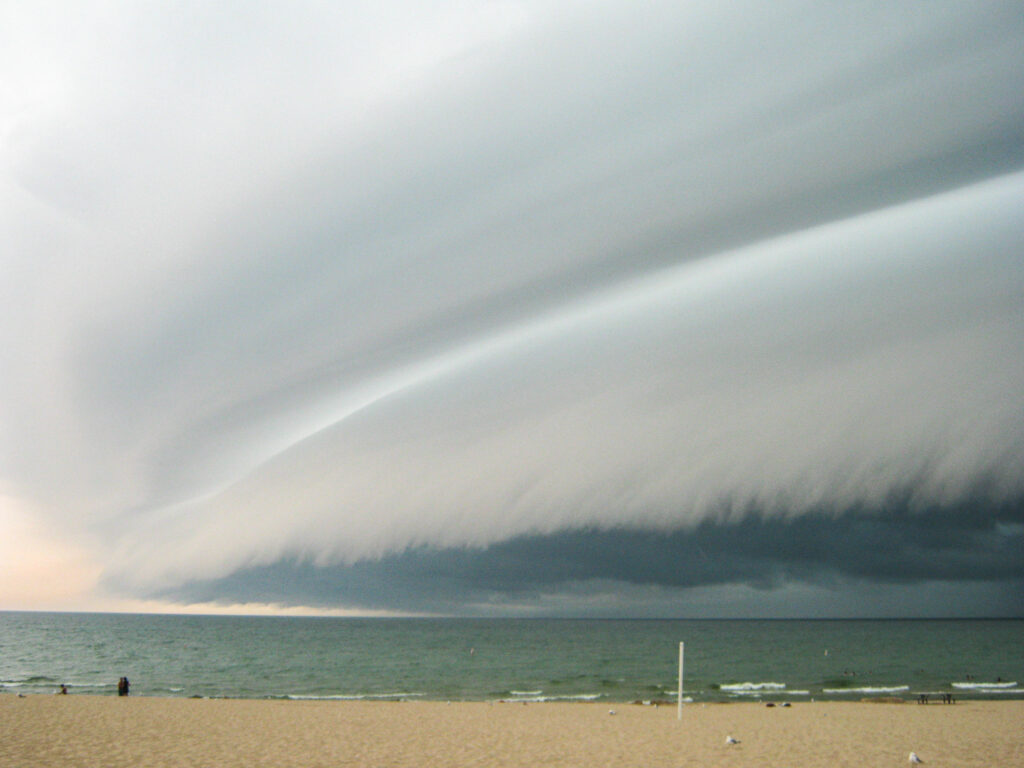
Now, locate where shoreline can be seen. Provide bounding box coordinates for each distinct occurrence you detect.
[8,686,1023,704]
[2,695,1021,767]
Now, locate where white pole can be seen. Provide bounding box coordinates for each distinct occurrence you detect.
[677,641,684,720]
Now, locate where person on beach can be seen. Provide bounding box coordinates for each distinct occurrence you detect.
[59,684,68,694]
[118,676,130,696]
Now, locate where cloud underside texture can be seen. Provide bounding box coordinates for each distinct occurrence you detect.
[2,2,1023,613]
[107,174,1024,611]
[165,500,1024,616]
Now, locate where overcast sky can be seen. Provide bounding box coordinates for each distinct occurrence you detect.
[1,1,1022,617]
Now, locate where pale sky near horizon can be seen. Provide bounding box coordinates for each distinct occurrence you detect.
[1,1,1022,617]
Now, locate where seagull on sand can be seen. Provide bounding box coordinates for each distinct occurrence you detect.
[909,752,924,763]
[725,735,740,745]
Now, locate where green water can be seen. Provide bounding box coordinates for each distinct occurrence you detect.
[1,613,1020,702]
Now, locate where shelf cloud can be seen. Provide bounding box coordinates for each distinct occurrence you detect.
[2,1,1022,615]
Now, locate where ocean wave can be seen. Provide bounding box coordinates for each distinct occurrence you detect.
[283,692,427,701]
[643,696,694,704]
[3,677,114,692]
[822,685,909,694]
[497,693,603,703]
[951,681,1017,690]
[508,690,543,696]
[720,682,787,692]
[3,680,98,690]
[57,683,116,693]
[2,675,58,686]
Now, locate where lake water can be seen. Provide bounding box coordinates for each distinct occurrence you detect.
[1,613,1020,703]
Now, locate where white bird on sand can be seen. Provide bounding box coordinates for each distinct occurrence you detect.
[909,752,924,763]
[725,735,740,745]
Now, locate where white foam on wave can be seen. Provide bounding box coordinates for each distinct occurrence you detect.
[720,682,787,692]
[285,692,427,701]
[3,680,110,691]
[508,690,543,696]
[498,693,603,703]
[951,681,1017,689]
[822,685,909,694]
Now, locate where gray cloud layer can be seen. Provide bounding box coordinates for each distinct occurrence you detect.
[162,496,1024,616]
[2,1,1022,614]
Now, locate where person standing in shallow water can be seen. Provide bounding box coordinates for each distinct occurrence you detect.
[117,677,130,696]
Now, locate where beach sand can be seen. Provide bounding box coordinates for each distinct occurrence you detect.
[1,695,1021,767]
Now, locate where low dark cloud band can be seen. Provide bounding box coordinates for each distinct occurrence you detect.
[151,494,1024,616]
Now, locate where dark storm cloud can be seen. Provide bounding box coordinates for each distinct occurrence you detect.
[153,492,1024,617]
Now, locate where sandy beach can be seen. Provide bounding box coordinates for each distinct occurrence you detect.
[1,695,1021,767]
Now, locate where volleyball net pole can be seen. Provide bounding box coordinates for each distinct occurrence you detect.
[677,641,684,720]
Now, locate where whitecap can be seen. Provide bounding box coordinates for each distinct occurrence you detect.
[284,692,426,700]
[497,693,602,703]
[951,681,1017,689]
[720,682,787,692]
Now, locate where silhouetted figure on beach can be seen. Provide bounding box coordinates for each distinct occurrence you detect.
[59,684,68,695]
[118,676,130,696]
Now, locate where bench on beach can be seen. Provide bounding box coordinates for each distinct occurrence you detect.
[917,693,954,704]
